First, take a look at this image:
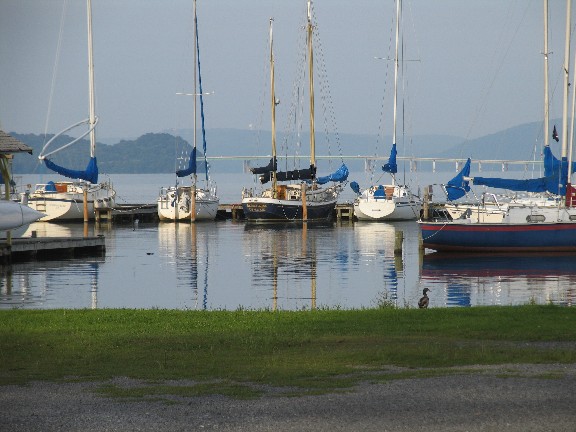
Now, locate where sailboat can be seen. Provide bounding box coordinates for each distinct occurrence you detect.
[26,0,116,222]
[241,1,348,222]
[419,0,576,252]
[352,0,421,222]
[157,0,219,222]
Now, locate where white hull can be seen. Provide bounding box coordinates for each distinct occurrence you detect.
[157,186,219,221]
[354,184,421,221]
[0,200,45,230]
[26,181,116,222]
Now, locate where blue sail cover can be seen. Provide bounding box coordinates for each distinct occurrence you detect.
[472,145,570,195]
[382,144,398,174]
[350,181,361,195]
[473,172,564,195]
[316,163,349,185]
[44,156,98,184]
[176,147,197,177]
[250,157,277,175]
[445,158,471,201]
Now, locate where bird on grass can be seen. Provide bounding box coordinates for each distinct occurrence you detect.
[418,288,430,309]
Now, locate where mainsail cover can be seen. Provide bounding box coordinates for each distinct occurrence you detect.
[445,158,471,201]
[258,166,316,184]
[316,163,349,185]
[44,157,98,184]
[176,147,197,177]
[472,146,569,195]
[250,157,277,175]
[382,144,398,174]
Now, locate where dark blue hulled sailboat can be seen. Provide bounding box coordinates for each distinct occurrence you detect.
[419,1,576,252]
[242,2,348,222]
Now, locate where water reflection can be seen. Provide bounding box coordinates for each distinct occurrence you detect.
[158,223,210,310]
[421,252,576,306]
[243,223,319,310]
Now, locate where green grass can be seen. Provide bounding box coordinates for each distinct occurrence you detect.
[1,306,575,397]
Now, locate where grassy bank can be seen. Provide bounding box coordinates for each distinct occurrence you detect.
[1,306,575,395]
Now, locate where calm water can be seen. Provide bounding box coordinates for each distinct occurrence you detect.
[1,172,575,310]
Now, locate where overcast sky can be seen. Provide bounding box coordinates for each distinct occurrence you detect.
[0,0,574,152]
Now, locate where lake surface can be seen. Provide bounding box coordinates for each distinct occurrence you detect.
[2,172,575,310]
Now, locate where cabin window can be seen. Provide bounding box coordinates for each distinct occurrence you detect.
[526,215,545,222]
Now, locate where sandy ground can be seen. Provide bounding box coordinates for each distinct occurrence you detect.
[2,364,576,432]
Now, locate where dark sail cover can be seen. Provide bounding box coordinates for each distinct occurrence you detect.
[250,157,277,175]
[44,156,98,184]
[445,158,471,201]
[316,163,349,185]
[259,165,316,184]
[382,144,398,174]
[176,148,197,177]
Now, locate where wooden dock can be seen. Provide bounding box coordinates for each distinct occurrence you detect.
[1,236,106,264]
[95,203,356,223]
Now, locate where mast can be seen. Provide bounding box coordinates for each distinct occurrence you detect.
[191,0,198,221]
[270,18,278,194]
[307,0,316,173]
[543,0,550,148]
[86,0,96,160]
[562,0,572,206]
[561,0,571,160]
[391,0,401,186]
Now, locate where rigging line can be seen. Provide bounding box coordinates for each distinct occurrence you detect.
[44,0,69,142]
[462,1,533,157]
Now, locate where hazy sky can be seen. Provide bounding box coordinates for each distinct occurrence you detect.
[0,0,574,150]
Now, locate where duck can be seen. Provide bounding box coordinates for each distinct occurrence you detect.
[418,288,430,309]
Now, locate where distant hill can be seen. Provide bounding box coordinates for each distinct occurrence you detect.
[6,123,562,174]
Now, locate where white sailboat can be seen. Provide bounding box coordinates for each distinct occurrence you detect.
[241,1,348,222]
[352,0,421,221]
[26,0,116,222]
[157,0,219,222]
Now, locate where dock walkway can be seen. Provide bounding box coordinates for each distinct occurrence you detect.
[0,236,105,264]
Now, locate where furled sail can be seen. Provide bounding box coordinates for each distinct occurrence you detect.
[43,156,98,184]
[472,173,564,195]
[382,144,398,174]
[176,147,197,177]
[445,158,471,201]
[250,157,277,175]
[350,181,361,195]
[316,163,349,185]
[259,165,316,184]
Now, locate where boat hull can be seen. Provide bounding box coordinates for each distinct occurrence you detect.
[157,186,219,221]
[26,182,116,222]
[419,221,576,252]
[354,184,421,221]
[242,197,336,222]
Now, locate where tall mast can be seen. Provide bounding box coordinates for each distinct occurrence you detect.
[191,0,198,221]
[543,0,550,148]
[270,18,277,192]
[86,0,96,159]
[193,0,198,159]
[392,0,400,151]
[307,0,316,172]
[561,0,571,160]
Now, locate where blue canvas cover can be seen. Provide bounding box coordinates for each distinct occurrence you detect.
[316,163,349,185]
[382,144,398,174]
[176,147,197,177]
[350,181,361,195]
[44,156,98,184]
[250,157,277,175]
[445,158,471,201]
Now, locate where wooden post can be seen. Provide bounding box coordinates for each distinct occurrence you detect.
[301,183,308,221]
[83,188,89,223]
